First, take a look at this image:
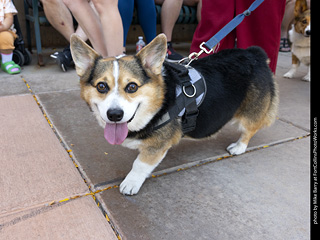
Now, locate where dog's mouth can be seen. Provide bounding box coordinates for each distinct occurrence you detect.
[104,104,140,145]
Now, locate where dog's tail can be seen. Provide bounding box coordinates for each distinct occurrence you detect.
[247,46,269,64]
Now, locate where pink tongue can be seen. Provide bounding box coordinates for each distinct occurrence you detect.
[104,122,128,145]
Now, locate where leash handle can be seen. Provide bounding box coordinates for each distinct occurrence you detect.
[203,0,265,50]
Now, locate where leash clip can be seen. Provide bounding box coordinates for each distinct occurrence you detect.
[179,51,202,66]
[199,42,213,55]
[179,42,215,66]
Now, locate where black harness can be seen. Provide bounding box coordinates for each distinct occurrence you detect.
[154,62,207,133]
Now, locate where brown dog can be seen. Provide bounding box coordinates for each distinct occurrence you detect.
[284,0,310,81]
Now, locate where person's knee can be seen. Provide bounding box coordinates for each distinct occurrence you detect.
[92,0,118,14]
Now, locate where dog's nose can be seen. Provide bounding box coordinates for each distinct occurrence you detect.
[107,109,124,122]
[305,30,311,36]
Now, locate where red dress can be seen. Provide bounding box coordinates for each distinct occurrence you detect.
[190,0,286,73]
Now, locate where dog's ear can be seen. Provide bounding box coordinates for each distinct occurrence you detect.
[136,34,167,75]
[70,34,100,77]
[294,0,308,17]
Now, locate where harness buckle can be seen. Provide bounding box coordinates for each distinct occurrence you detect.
[182,109,199,133]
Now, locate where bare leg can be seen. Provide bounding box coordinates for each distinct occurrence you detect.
[41,0,75,41]
[92,0,124,56]
[63,0,108,56]
[281,0,295,39]
[183,0,201,22]
[75,26,87,41]
[155,0,183,42]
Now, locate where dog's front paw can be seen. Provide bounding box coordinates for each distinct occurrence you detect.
[227,142,247,155]
[302,74,310,81]
[119,172,146,195]
[283,70,295,79]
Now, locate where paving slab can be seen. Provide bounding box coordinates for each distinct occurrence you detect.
[0,74,29,97]
[0,196,117,240]
[275,52,310,131]
[99,137,310,240]
[277,76,310,131]
[0,95,88,215]
[36,89,308,187]
[21,61,80,94]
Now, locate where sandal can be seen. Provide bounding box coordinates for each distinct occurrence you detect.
[279,38,291,52]
[1,61,21,75]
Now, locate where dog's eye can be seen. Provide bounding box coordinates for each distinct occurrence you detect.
[302,19,307,24]
[125,82,138,93]
[96,82,109,93]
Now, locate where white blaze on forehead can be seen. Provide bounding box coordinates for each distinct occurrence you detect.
[113,60,119,90]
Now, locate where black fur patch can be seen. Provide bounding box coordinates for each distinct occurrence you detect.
[128,46,275,140]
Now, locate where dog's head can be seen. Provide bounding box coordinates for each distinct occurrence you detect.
[294,0,310,37]
[70,34,167,145]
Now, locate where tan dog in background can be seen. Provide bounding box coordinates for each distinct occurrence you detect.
[284,0,311,81]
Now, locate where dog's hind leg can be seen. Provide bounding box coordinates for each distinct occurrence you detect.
[226,121,260,155]
[227,87,278,155]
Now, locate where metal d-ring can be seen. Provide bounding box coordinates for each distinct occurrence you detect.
[183,84,196,98]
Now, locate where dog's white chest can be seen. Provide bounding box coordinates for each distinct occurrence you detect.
[289,28,310,66]
[292,45,310,65]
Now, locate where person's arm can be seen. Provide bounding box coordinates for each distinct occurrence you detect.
[0,13,14,32]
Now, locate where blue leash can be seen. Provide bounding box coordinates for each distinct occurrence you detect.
[182,0,265,65]
[204,0,265,50]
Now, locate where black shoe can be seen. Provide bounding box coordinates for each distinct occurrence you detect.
[50,46,73,72]
[166,42,184,62]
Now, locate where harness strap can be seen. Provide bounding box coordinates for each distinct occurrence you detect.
[154,62,206,133]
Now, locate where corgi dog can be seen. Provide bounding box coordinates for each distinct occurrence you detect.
[284,0,310,81]
[70,34,278,195]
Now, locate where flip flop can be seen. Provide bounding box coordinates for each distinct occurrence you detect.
[1,61,21,75]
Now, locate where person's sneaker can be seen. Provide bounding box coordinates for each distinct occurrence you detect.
[166,42,184,62]
[50,46,73,72]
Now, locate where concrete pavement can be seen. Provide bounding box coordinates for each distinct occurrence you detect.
[0,48,310,239]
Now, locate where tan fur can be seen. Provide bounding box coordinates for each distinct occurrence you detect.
[294,10,310,35]
[294,0,308,19]
[139,122,183,165]
[136,34,167,76]
[234,80,279,146]
[70,35,99,77]
[292,53,300,65]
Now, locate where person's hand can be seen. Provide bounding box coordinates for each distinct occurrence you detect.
[0,21,4,32]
